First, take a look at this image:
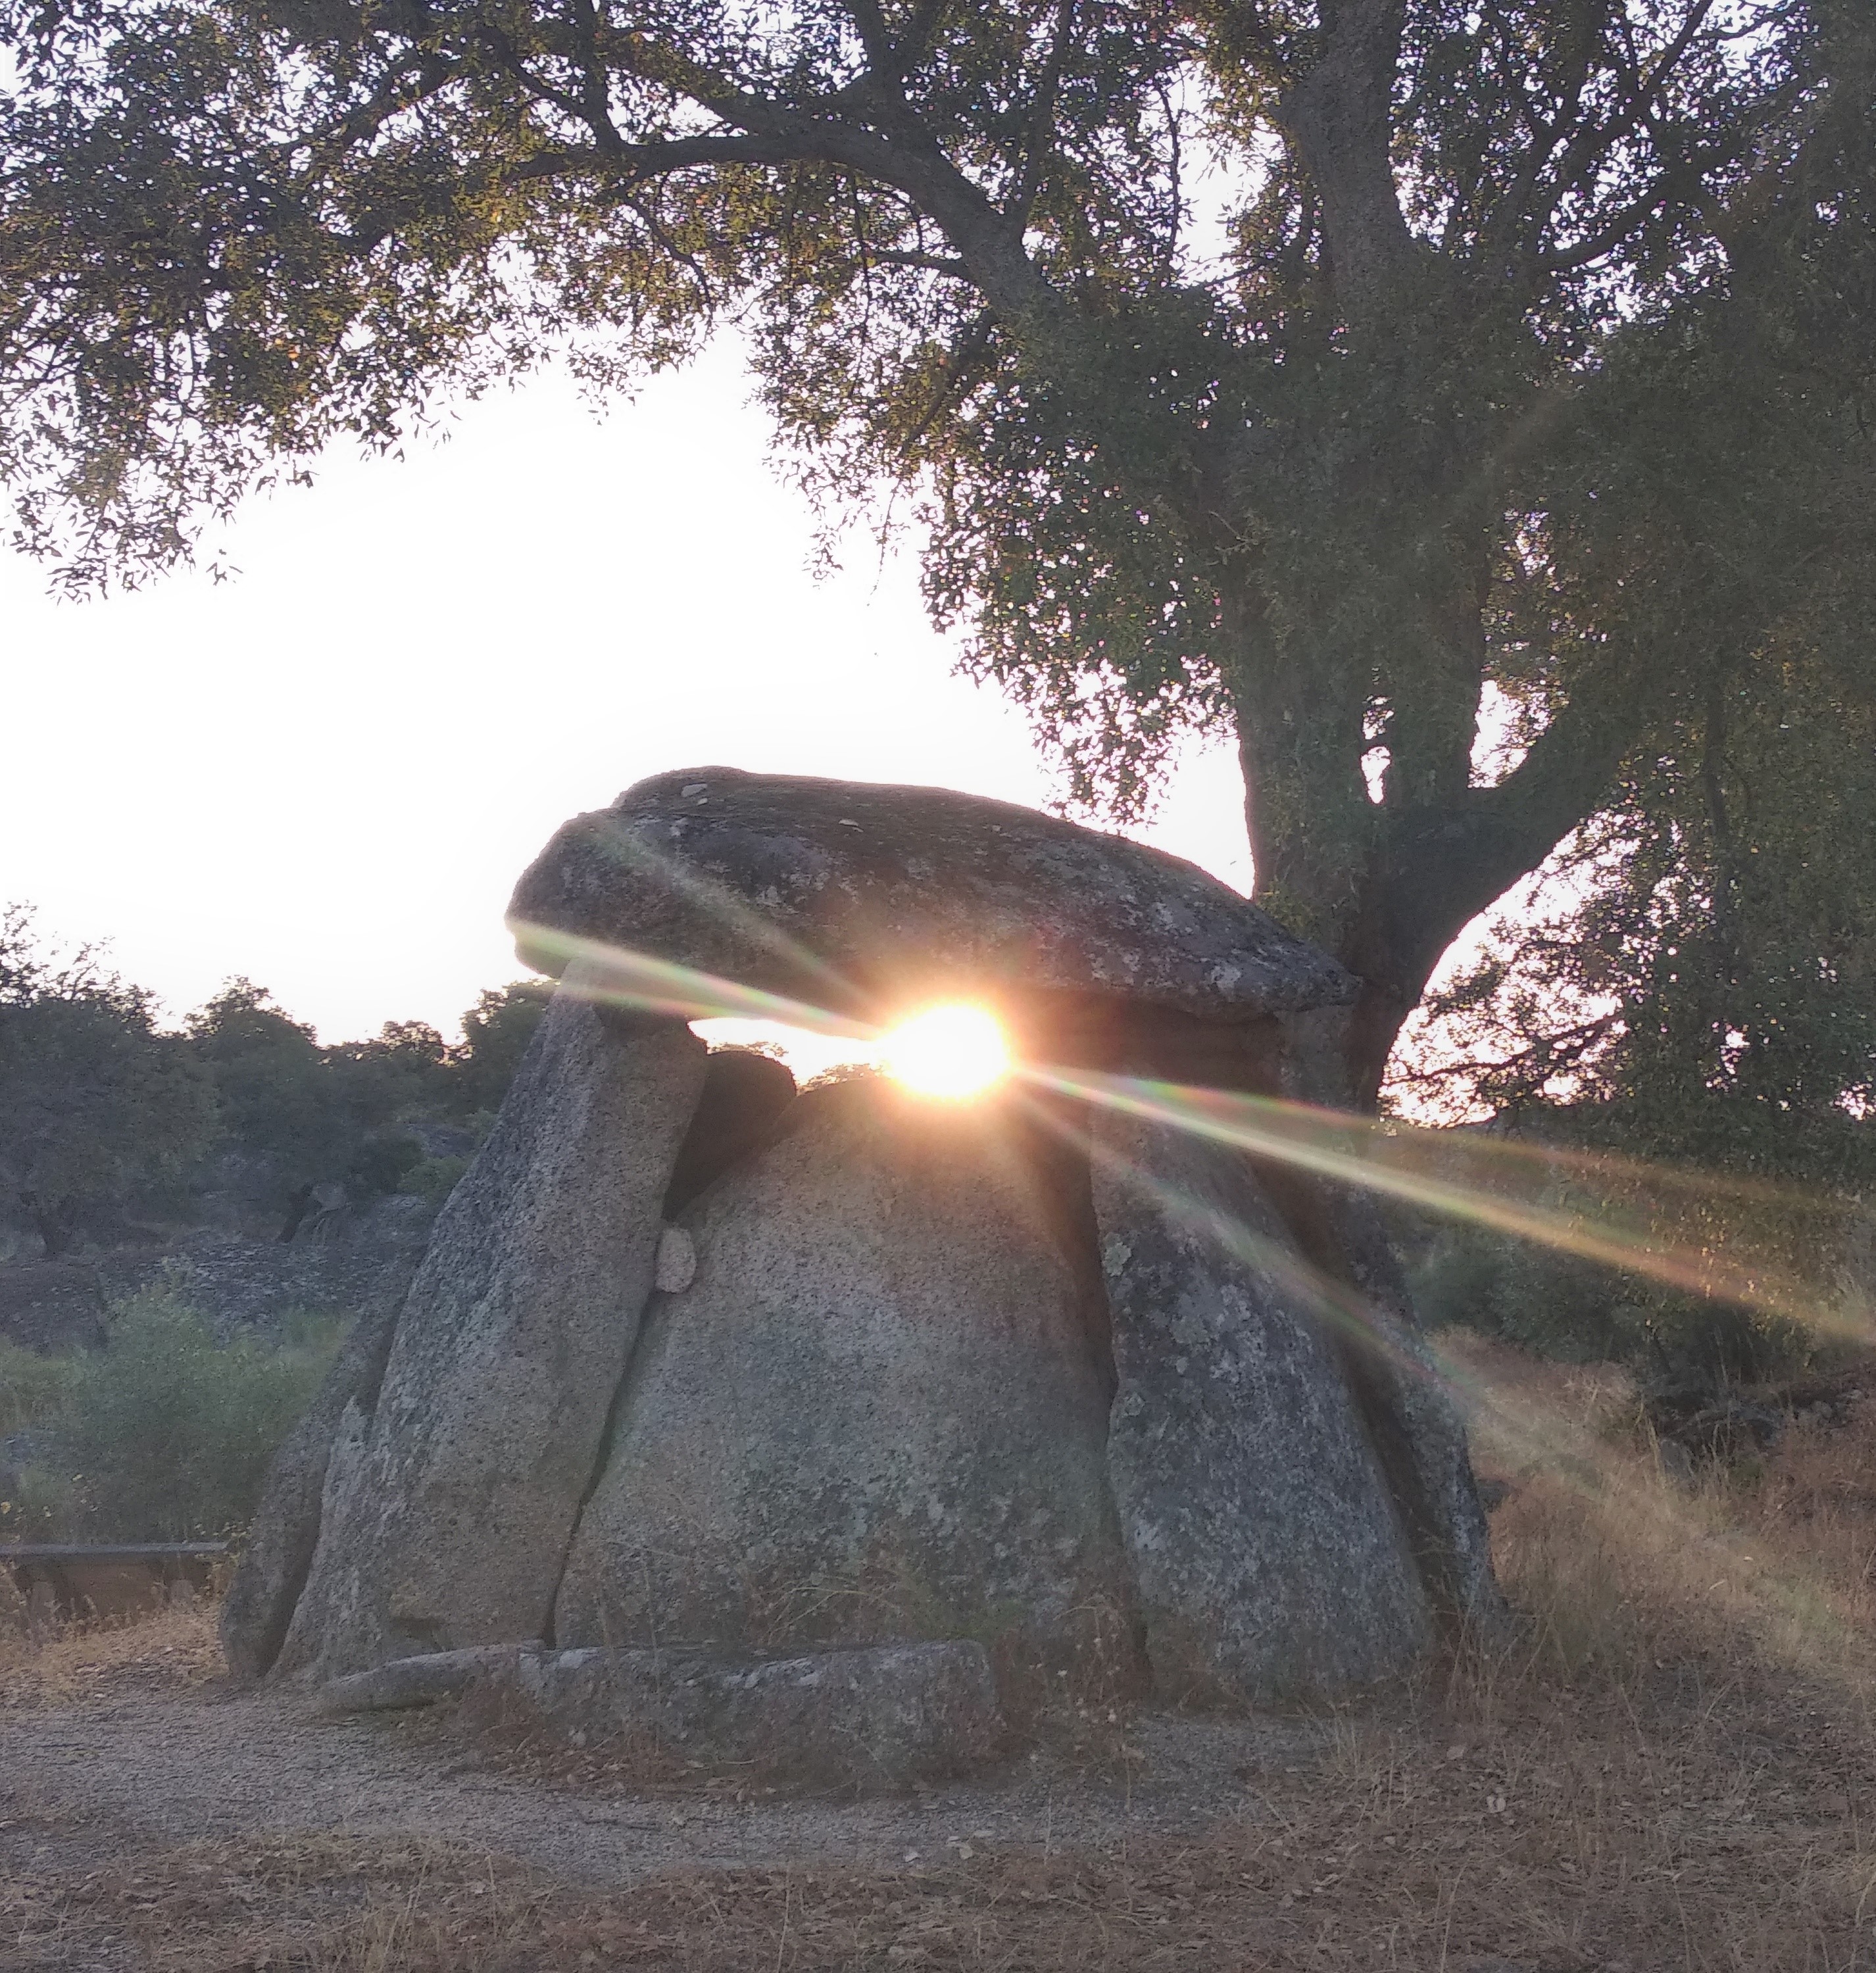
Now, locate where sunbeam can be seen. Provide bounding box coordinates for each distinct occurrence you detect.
[511,927,1873,1356]
[1024,1067,1875,1351]
[510,922,878,1041]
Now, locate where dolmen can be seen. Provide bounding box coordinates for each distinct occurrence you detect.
[223,769,1494,1785]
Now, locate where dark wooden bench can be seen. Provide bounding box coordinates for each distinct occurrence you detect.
[1,1541,230,1627]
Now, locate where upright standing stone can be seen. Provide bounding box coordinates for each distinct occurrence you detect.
[273,986,706,1682]
[1252,1004,1501,1627]
[555,1079,1133,1663]
[1091,1108,1430,1699]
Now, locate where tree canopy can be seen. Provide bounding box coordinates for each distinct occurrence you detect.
[0,908,216,1256]
[0,906,555,1250]
[4,0,1871,1097]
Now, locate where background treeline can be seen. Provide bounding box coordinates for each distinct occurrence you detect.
[0,908,553,1542]
[0,903,550,1259]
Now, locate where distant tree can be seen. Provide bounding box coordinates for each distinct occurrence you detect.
[185,980,358,1238]
[451,981,554,1117]
[0,908,216,1257]
[1,0,1871,1109]
[330,1018,454,1128]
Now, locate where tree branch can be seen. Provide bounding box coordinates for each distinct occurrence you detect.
[505,108,1061,325]
[1276,0,1414,311]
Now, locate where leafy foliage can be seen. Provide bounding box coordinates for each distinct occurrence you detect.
[185,979,364,1236]
[3,1292,342,1540]
[5,0,1871,1095]
[0,1334,76,1437]
[185,985,489,1232]
[1394,653,1876,1376]
[452,979,553,1117]
[0,907,216,1256]
[0,910,553,1249]
[1398,656,1876,1183]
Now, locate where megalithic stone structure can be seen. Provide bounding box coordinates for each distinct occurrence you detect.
[226,767,1496,1722]
[1089,1105,1431,1698]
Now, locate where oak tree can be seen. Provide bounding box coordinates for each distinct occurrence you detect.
[3,0,1871,1100]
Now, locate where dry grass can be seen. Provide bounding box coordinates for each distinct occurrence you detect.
[7,1710,1869,1973]
[0,1597,224,1712]
[9,1336,1876,1968]
[1446,1329,1876,1701]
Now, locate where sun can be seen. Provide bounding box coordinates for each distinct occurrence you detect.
[882,1004,1011,1100]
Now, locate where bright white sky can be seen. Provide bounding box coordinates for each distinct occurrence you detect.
[1,337,1252,1059]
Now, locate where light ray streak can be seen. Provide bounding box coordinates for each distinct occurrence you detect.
[512,923,879,1040]
[1011,1079,1426,1365]
[506,929,1871,1348]
[1021,1067,1875,1346]
[522,816,861,1006]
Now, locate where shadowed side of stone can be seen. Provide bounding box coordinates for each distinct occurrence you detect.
[1091,1109,1432,1700]
[220,1293,402,1680]
[272,987,706,1682]
[555,1078,1135,1667]
[1243,1006,1500,1629]
[662,1046,797,1217]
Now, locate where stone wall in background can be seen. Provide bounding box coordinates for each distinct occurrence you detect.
[0,1194,438,1350]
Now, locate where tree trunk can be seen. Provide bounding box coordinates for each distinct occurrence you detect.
[278,1184,317,1244]
[1225,583,1647,1111]
[26,1192,80,1259]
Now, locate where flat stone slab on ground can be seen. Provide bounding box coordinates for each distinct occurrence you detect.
[317,1640,1006,1788]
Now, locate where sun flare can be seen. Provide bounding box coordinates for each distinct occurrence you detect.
[883,1004,1011,1100]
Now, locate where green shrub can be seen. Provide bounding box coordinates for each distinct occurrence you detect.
[1410,1217,1813,1384]
[0,1462,84,1540]
[401,1152,468,1206]
[0,1337,76,1436]
[50,1291,341,1540]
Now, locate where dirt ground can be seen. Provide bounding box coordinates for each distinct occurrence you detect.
[8,1339,1876,1971]
[0,1623,1323,1889]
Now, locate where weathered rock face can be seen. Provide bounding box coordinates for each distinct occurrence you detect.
[508,767,1355,1024]
[1229,1004,1500,1626]
[273,986,706,1682]
[313,1640,1004,1788]
[506,1641,1005,1786]
[555,1077,1134,1663]
[1091,1106,1431,1698]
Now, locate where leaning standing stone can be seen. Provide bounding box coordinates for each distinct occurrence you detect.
[273,986,706,1682]
[1091,1108,1431,1699]
[219,1289,401,1680]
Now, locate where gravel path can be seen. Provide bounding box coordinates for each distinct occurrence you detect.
[1,1679,1327,1891]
